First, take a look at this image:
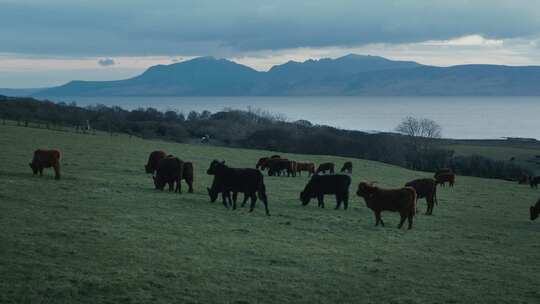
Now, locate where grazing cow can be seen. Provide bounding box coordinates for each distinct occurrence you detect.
[300,175,351,209]
[340,161,353,174]
[405,178,438,215]
[316,162,335,175]
[206,160,270,215]
[181,162,194,193]
[153,156,184,193]
[530,198,540,221]
[356,182,417,229]
[296,162,316,177]
[145,150,167,174]
[267,159,296,177]
[435,173,455,187]
[29,149,62,180]
[207,175,247,208]
[530,176,540,189]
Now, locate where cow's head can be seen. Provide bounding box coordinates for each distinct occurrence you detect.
[207,187,219,202]
[300,191,311,205]
[356,182,377,198]
[144,164,153,174]
[29,162,38,175]
[153,176,166,190]
[207,160,226,175]
[530,206,540,221]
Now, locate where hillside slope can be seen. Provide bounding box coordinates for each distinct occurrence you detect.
[0,125,539,303]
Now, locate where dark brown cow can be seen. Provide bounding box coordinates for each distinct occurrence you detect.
[316,162,335,175]
[356,182,417,229]
[435,173,455,187]
[405,178,438,215]
[153,156,184,193]
[145,150,167,174]
[296,162,315,177]
[267,158,295,177]
[530,176,540,189]
[181,162,194,193]
[29,149,61,180]
[530,198,540,221]
[340,161,353,174]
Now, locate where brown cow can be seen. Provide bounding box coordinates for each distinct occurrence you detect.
[340,161,353,174]
[356,182,417,229]
[296,162,315,177]
[530,176,540,189]
[435,173,455,187]
[181,162,194,193]
[530,198,540,221]
[29,149,61,180]
[256,157,270,170]
[316,162,335,175]
[405,178,438,215]
[145,150,167,174]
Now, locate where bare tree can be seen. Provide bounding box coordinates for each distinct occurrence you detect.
[396,116,443,168]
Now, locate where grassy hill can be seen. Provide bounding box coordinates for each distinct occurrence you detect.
[0,125,539,303]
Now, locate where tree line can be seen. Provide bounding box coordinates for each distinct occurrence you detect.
[0,95,530,180]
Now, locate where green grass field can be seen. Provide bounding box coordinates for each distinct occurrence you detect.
[1,124,539,304]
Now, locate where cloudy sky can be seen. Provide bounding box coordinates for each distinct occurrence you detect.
[1,0,540,87]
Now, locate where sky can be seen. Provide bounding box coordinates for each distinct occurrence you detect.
[1,0,540,88]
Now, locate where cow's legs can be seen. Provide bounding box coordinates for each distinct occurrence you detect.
[407,211,414,229]
[398,212,407,229]
[39,167,43,176]
[248,192,257,212]
[187,179,193,193]
[53,163,60,180]
[317,194,324,208]
[427,198,434,215]
[375,211,384,226]
[343,192,349,210]
[335,194,342,210]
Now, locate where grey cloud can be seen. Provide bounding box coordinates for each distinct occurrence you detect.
[98,58,115,66]
[1,0,539,57]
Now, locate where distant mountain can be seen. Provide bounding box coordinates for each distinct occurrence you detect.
[28,55,540,96]
[0,88,44,97]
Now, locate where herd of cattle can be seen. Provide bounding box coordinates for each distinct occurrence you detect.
[29,149,540,228]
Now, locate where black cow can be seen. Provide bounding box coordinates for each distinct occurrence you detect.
[340,161,353,174]
[300,174,351,209]
[530,176,540,189]
[530,198,540,221]
[267,159,295,177]
[206,160,270,215]
[153,156,184,193]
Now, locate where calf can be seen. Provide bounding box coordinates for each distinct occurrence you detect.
[145,150,167,174]
[29,149,61,180]
[435,173,455,187]
[296,162,315,177]
[153,156,184,193]
[405,178,438,215]
[356,182,417,229]
[530,198,540,221]
[300,175,351,209]
[530,176,539,189]
[315,162,335,175]
[340,161,353,174]
[206,160,270,215]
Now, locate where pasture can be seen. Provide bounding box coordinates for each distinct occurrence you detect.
[0,124,539,303]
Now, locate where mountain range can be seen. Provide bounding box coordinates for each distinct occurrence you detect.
[8,54,540,96]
